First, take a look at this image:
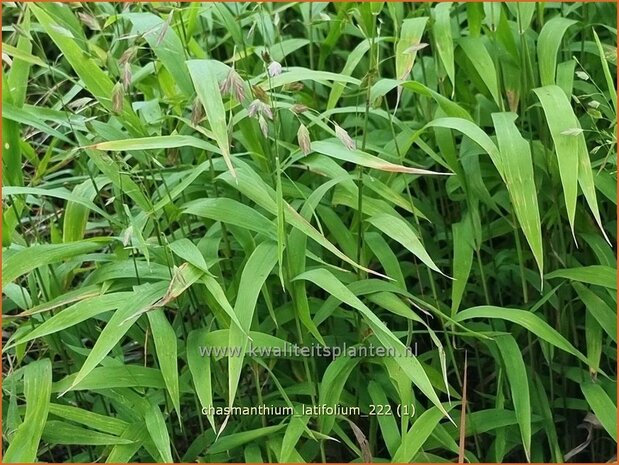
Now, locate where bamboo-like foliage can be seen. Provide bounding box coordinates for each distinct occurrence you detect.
[2,2,616,462]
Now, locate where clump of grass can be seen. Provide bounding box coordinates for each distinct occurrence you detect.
[2,2,617,463]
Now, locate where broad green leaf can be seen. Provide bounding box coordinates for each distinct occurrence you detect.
[124,12,193,96]
[53,366,166,393]
[451,216,474,316]
[368,380,400,456]
[592,28,617,115]
[3,186,116,224]
[88,134,219,154]
[187,60,235,176]
[183,197,276,238]
[546,265,616,290]
[421,117,503,177]
[311,140,450,175]
[8,292,132,349]
[147,309,181,420]
[366,213,443,275]
[227,241,278,407]
[433,3,455,91]
[573,283,617,342]
[581,382,617,441]
[168,238,211,274]
[42,421,133,445]
[495,334,531,461]
[207,425,286,455]
[395,17,429,80]
[455,306,589,364]
[2,239,110,286]
[392,404,456,462]
[280,416,311,462]
[30,4,144,135]
[532,85,580,240]
[295,268,451,420]
[328,38,373,109]
[48,403,128,435]
[63,178,111,242]
[459,37,501,106]
[492,112,543,279]
[2,102,72,143]
[318,356,360,434]
[536,85,609,244]
[187,329,216,431]
[145,404,174,462]
[59,283,167,395]
[4,359,52,463]
[537,17,577,86]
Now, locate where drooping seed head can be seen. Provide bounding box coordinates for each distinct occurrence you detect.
[334,123,356,150]
[290,103,309,114]
[112,82,124,114]
[78,12,101,31]
[191,97,204,126]
[258,114,269,137]
[268,60,283,77]
[122,63,132,91]
[248,99,273,120]
[297,123,311,155]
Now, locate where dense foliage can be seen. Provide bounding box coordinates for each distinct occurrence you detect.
[2,2,617,463]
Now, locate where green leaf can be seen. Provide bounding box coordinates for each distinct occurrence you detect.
[187,60,235,176]
[227,241,278,407]
[88,134,219,154]
[2,239,111,286]
[318,356,360,434]
[573,283,617,342]
[30,4,144,135]
[8,292,131,349]
[48,403,128,435]
[433,3,455,92]
[145,404,174,462]
[492,112,543,279]
[207,425,286,455]
[124,12,193,96]
[280,415,311,462]
[581,382,617,442]
[42,421,133,445]
[451,215,474,316]
[532,85,580,240]
[147,309,181,420]
[459,37,501,106]
[295,268,451,420]
[183,197,276,238]
[187,328,216,431]
[546,265,616,290]
[366,213,443,275]
[4,359,52,463]
[59,283,167,395]
[52,366,166,393]
[392,403,456,462]
[455,306,589,364]
[311,140,450,175]
[537,17,577,86]
[495,335,531,461]
[395,17,429,80]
